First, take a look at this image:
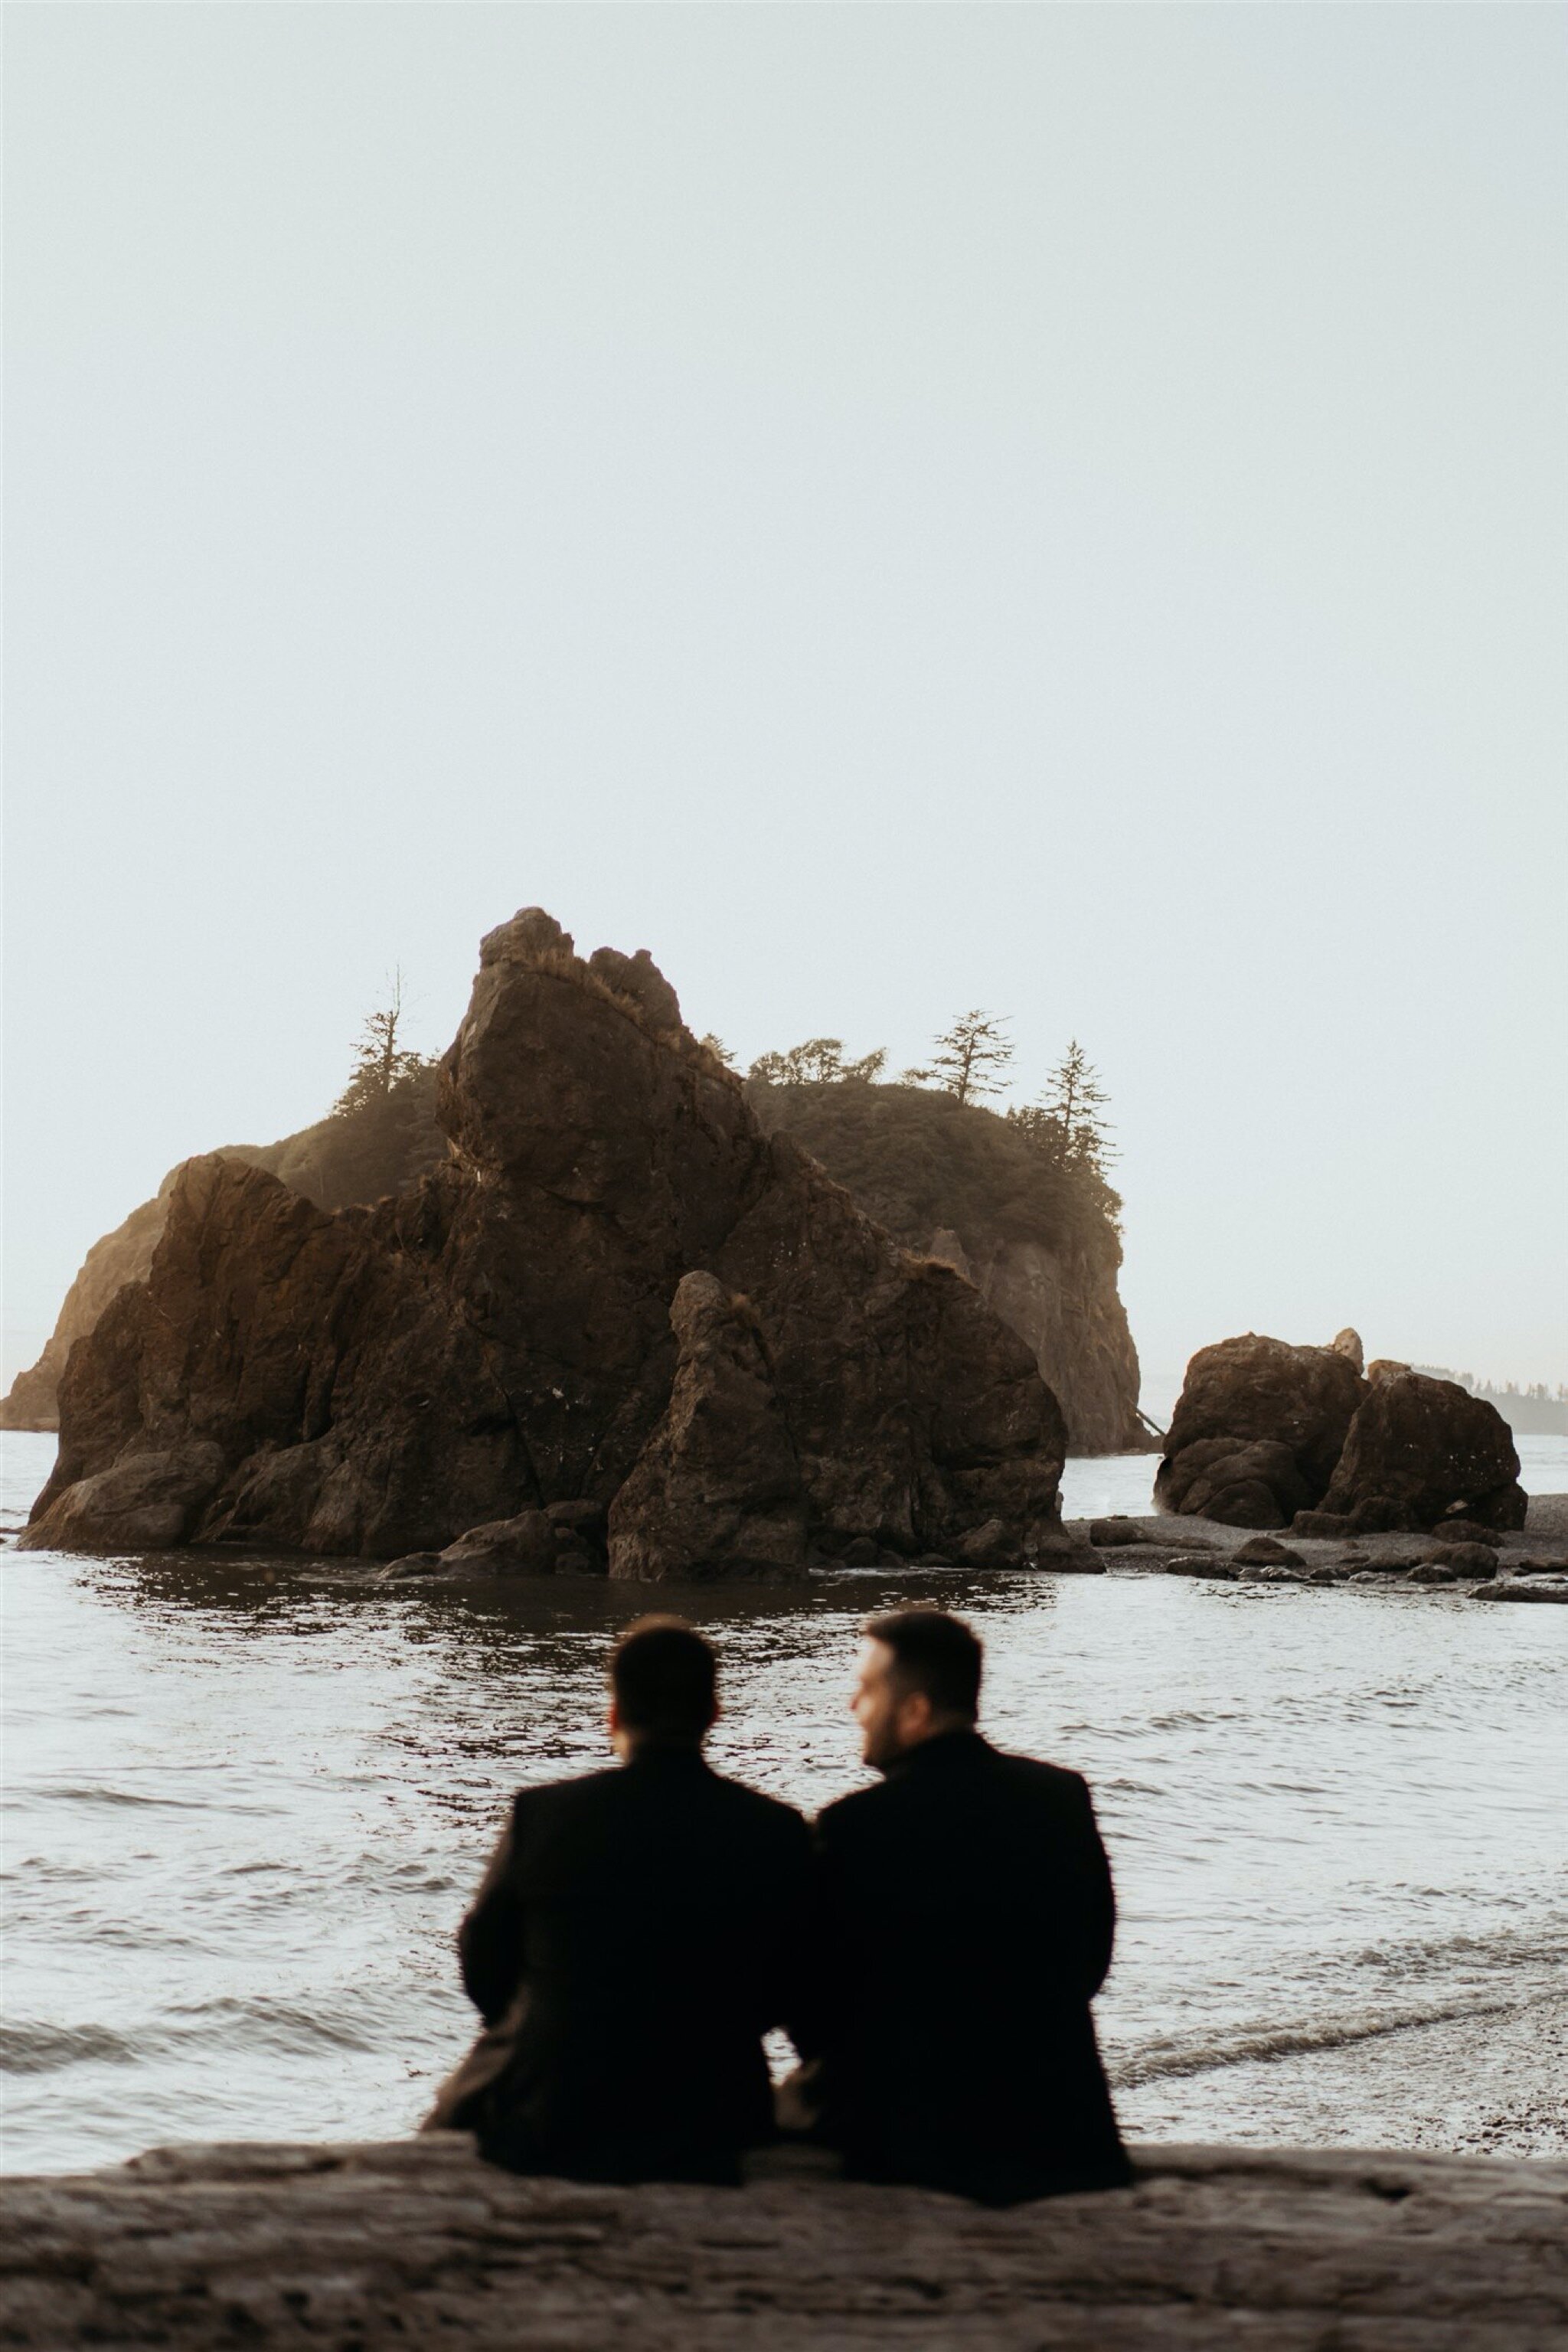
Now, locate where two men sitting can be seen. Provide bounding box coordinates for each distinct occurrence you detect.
[432,1608,1129,2204]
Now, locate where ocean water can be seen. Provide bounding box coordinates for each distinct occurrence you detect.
[1059,1437,1568,1520]
[2,1429,1565,2176]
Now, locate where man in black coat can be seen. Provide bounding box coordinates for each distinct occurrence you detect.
[435,1615,812,2185]
[794,1607,1131,2205]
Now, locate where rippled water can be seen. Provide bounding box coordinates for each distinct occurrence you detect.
[3,1429,1565,2175]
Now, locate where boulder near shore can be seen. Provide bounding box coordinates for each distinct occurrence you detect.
[21,912,1067,1573]
[1155,1333,1527,1534]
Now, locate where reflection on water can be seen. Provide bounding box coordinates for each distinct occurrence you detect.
[3,1431,1566,2174]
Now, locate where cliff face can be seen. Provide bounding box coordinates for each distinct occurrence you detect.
[21,913,1067,1566]
[0,1196,168,1432]
[925,1229,1145,1458]
[750,1082,1148,1453]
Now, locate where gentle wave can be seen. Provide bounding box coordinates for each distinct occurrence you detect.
[1,1998,381,2076]
[1112,1993,1530,2087]
[0,2021,142,2076]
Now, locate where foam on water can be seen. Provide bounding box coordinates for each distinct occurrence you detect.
[3,1430,1565,2173]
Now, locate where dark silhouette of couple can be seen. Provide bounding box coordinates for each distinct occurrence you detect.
[426,1608,1129,2207]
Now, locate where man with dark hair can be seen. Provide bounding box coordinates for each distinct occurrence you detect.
[432,1615,811,2184]
[795,1606,1130,2204]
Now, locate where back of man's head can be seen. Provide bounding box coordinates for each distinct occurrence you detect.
[862,1607,983,1723]
[610,1616,718,1747]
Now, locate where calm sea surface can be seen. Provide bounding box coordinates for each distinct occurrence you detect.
[3,1431,1565,2175]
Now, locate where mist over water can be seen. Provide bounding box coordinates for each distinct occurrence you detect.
[3,1431,1565,2176]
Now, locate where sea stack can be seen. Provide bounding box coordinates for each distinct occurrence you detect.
[22,911,1068,1570]
[1155,1332,1527,1534]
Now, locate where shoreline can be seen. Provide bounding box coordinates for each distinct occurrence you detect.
[1115,1988,1568,2163]
[1060,1488,1568,1596]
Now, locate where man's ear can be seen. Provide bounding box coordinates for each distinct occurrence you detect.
[900,1687,933,1736]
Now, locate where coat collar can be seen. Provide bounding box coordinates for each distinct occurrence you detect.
[622,1741,713,1774]
[884,1725,990,1780]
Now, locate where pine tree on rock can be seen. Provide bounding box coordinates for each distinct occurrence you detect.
[333,971,429,1117]
[922,1011,1015,1105]
[328,972,443,1200]
[1048,1039,1116,1174]
[1011,1042,1116,1176]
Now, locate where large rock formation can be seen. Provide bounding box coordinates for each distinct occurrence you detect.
[1154,1334,1367,1528]
[7,1004,1148,1462]
[21,913,1067,1570]
[1156,1337,1528,1534]
[1321,1370,1527,1532]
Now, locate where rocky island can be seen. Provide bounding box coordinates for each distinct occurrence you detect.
[4,985,1146,1461]
[20,912,1073,1573]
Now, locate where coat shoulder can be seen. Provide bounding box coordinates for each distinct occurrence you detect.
[815,1778,887,1841]
[508,1765,623,1827]
[712,1771,813,1847]
[816,1749,1091,1841]
[991,1750,1091,1803]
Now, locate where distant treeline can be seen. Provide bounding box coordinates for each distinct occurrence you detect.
[1414,1367,1568,1439]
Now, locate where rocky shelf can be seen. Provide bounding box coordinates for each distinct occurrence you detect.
[3,2135,1566,2349]
[1071,1494,1568,1601]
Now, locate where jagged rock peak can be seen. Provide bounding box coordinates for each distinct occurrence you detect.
[479,906,575,965]
[587,946,683,1033]
[477,909,685,1036]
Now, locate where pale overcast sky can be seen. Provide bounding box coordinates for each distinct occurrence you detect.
[5,5,1565,1404]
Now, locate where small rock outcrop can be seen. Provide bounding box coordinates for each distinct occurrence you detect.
[21,915,1067,1570]
[1232,1535,1304,1567]
[606,1275,809,1580]
[1157,1339,1529,1537]
[1320,1370,1527,1532]
[1154,1335,1367,1528]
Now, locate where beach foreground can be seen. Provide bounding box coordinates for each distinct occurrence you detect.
[5,2135,1565,2349]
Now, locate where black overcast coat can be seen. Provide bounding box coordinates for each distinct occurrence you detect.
[448,1746,812,2185]
[797,1728,1131,2204]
